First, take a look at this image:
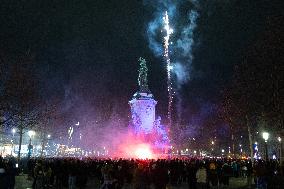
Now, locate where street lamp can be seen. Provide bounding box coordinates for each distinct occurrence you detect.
[211,141,215,155]
[12,128,16,136]
[185,148,189,153]
[27,130,35,159]
[262,132,269,142]
[278,137,282,165]
[262,132,269,160]
[28,130,35,138]
[11,128,16,155]
[210,141,215,156]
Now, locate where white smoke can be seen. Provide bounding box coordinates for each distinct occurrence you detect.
[173,62,190,85]
[147,18,163,56]
[146,1,177,57]
[145,0,200,125]
[145,1,199,86]
[176,10,198,56]
[173,9,198,86]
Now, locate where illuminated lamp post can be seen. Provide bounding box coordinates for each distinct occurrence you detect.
[210,140,215,156]
[27,130,35,159]
[46,134,51,155]
[278,137,282,165]
[12,128,16,136]
[11,128,16,155]
[262,132,269,161]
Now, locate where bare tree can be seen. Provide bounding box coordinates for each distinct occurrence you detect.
[219,15,284,159]
[4,51,40,160]
[36,100,60,157]
[0,53,14,126]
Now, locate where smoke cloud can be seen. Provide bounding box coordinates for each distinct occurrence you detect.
[176,9,198,63]
[145,1,177,57]
[144,0,200,125]
[145,0,199,85]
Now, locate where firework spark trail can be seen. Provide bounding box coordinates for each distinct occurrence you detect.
[163,11,173,127]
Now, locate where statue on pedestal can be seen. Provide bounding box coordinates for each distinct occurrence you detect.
[138,57,151,93]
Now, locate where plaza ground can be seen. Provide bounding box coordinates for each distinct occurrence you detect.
[15,174,250,189]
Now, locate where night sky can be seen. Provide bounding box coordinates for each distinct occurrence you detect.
[1,0,282,131]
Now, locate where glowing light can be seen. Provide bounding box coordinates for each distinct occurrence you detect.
[12,128,16,134]
[134,144,153,159]
[163,11,174,127]
[262,132,269,142]
[28,130,35,138]
[278,137,281,142]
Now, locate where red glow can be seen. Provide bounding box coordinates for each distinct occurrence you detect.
[112,133,156,159]
[134,144,154,159]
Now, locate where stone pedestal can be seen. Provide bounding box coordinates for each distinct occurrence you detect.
[129,92,157,134]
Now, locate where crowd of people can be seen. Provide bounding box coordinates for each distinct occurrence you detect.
[0,156,17,188]
[0,156,284,189]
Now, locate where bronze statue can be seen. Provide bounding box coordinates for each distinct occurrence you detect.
[138,57,150,93]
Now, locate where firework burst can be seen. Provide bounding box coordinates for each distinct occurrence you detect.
[163,11,173,127]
